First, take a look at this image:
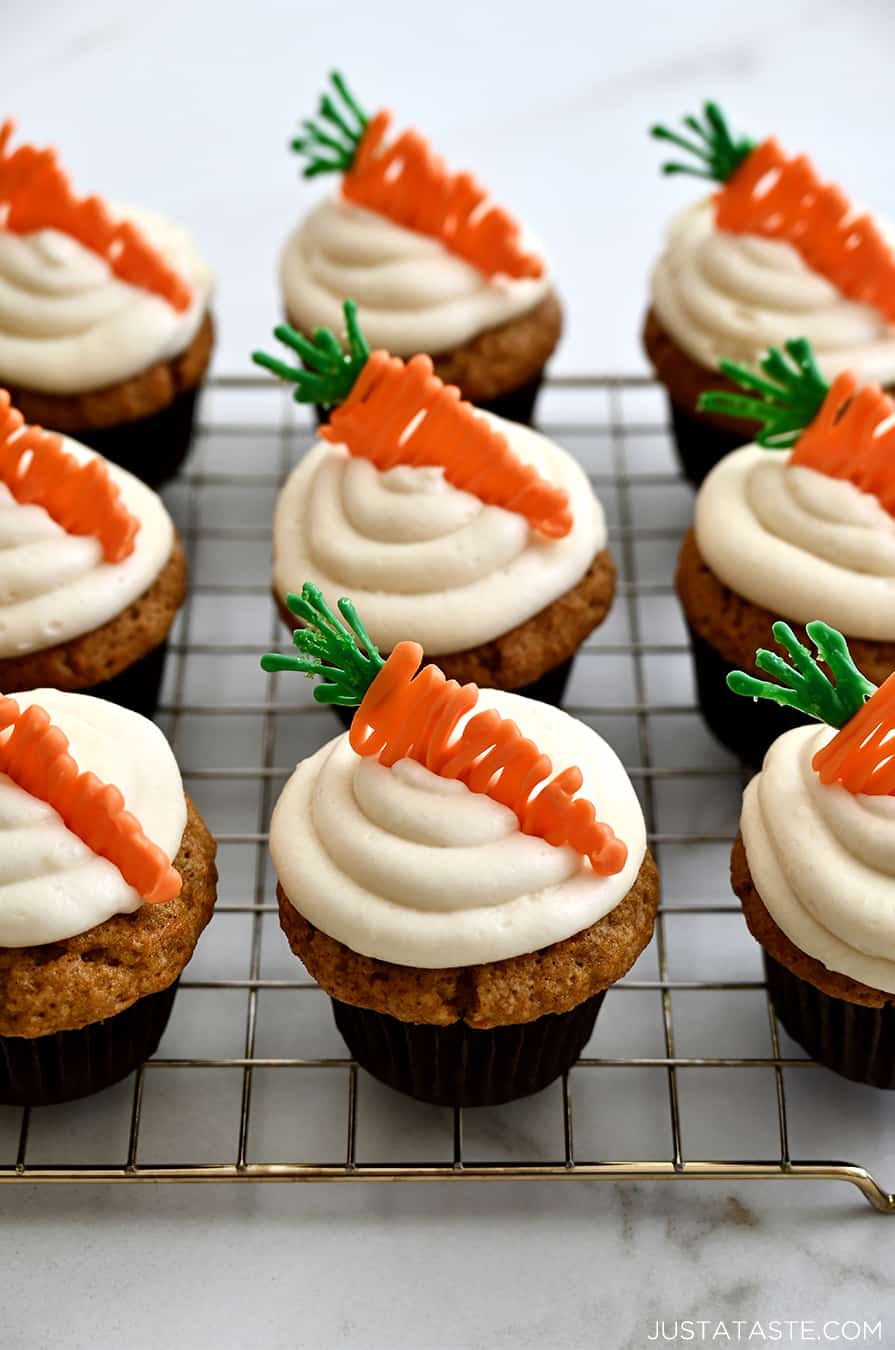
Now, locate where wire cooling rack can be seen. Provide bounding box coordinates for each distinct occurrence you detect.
[1,373,893,1211]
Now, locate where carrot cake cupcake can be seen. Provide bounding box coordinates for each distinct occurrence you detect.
[0,120,214,485]
[0,689,217,1105]
[280,73,560,425]
[728,623,895,1088]
[262,584,657,1106]
[0,389,185,716]
[644,101,895,483]
[676,339,895,766]
[253,302,611,712]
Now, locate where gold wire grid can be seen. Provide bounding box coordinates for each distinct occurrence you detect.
[1,373,892,1210]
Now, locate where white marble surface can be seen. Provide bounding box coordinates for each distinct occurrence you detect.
[5,3,895,1348]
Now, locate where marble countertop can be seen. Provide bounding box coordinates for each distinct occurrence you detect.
[5,2,895,1347]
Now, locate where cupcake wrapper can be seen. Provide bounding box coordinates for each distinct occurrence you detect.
[74,386,201,489]
[666,399,746,487]
[0,979,179,1107]
[764,953,895,1089]
[314,371,545,434]
[331,655,574,732]
[81,637,170,719]
[687,624,804,769]
[332,989,606,1107]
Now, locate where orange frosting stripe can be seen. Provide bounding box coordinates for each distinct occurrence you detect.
[0,390,139,562]
[0,696,181,903]
[790,373,895,514]
[715,137,895,324]
[0,119,191,313]
[812,675,895,795]
[349,642,628,875]
[342,110,543,282]
[322,351,572,537]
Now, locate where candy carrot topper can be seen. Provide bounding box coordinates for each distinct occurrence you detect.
[0,390,139,562]
[0,119,191,312]
[728,620,895,795]
[290,72,543,282]
[252,300,572,538]
[0,696,180,903]
[697,337,895,517]
[651,102,895,324]
[262,584,627,875]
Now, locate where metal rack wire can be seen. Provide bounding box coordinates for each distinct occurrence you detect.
[1,373,892,1210]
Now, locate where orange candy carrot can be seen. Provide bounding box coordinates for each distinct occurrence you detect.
[0,696,181,902]
[716,138,895,323]
[343,110,543,282]
[350,642,627,875]
[812,674,895,795]
[0,390,139,562]
[322,351,572,538]
[790,373,895,514]
[0,120,191,312]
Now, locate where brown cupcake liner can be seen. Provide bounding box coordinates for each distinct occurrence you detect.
[687,624,803,768]
[72,385,201,488]
[332,989,605,1107]
[0,978,179,1107]
[79,636,170,719]
[666,398,744,487]
[331,655,573,731]
[764,953,895,1089]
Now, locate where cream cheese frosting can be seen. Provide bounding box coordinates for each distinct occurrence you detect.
[0,205,213,394]
[741,724,895,993]
[694,446,895,640]
[0,689,186,948]
[280,196,551,357]
[650,199,895,385]
[271,689,647,968]
[0,435,175,658]
[272,413,605,655]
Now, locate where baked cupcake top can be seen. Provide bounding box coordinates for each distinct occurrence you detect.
[264,586,646,968]
[280,73,551,357]
[692,339,895,640]
[649,102,895,384]
[254,302,604,654]
[0,688,185,948]
[731,622,895,992]
[0,121,213,394]
[0,391,175,658]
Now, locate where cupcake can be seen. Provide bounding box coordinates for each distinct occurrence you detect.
[279,73,560,425]
[0,389,185,717]
[675,339,895,767]
[0,120,214,486]
[253,302,612,717]
[0,689,217,1105]
[644,101,895,483]
[727,623,895,1088]
[262,584,657,1106]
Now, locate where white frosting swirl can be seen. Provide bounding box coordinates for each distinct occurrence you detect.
[695,446,895,640]
[0,689,186,948]
[271,689,646,968]
[272,414,605,654]
[741,725,895,992]
[0,436,175,658]
[650,200,895,384]
[280,196,550,357]
[0,205,213,394]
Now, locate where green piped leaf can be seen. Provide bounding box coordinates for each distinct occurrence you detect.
[290,71,368,178]
[698,338,830,448]
[727,621,876,728]
[261,582,383,706]
[651,101,754,182]
[251,299,369,408]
